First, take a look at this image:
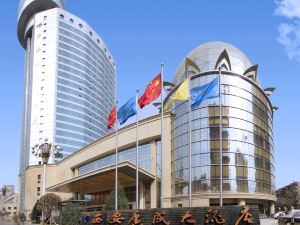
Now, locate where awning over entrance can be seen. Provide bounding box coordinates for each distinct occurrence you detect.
[47,161,155,194]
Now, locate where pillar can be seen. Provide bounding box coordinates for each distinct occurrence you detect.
[161,115,172,208]
[73,168,79,177]
[139,182,145,209]
[150,141,157,208]
[270,202,275,215]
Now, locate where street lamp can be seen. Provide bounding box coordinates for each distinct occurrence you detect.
[31,138,63,195]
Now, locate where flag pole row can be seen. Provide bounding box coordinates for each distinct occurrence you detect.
[107,64,222,209]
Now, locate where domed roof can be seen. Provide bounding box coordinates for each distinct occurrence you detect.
[173,42,254,85]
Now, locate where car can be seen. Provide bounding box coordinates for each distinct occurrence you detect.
[278,210,300,225]
[273,212,286,219]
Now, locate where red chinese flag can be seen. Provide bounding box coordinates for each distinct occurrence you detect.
[138,74,162,109]
[107,105,117,129]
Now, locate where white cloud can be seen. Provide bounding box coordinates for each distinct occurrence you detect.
[277,21,300,61]
[275,0,300,61]
[275,0,300,19]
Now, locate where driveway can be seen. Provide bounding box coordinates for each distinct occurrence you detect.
[0,219,34,225]
[260,218,278,225]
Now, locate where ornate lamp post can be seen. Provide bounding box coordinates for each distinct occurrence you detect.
[31,138,63,195]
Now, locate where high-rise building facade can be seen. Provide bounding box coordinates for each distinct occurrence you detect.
[17,0,115,212]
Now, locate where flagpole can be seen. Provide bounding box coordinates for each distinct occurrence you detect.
[160,63,164,208]
[115,101,118,211]
[188,72,192,207]
[136,90,140,209]
[218,67,223,207]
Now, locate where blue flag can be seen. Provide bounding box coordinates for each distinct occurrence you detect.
[191,77,219,109]
[118,97,137,125]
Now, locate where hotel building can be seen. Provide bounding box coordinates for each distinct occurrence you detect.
[22,42,276,217]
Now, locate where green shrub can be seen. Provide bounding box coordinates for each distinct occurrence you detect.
[60,202,81,225]
[104,184,128,211]
[18,213,26,222]
[31,200,41,222]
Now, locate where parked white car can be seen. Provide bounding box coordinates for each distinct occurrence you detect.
[273,211,285,219]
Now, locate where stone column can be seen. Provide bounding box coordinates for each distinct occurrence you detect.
[73,168,79,177]
[270,202,275,215]
[150,141,157,208]
[139,182,145,209]
[162,115,172,207]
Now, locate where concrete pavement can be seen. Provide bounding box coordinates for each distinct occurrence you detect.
[259,218,278,225]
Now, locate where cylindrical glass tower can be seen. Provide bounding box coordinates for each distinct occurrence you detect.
[165,42,275,211]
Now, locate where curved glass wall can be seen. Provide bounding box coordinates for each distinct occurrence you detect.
[55,18,115,156]
[168,72,275,197]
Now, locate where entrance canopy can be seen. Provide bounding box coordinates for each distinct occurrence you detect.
[47,161,155,194]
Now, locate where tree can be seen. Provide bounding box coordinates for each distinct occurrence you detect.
[13,214,19,224]
[104,184,128,211]
[60,202,81,225]
[276,182,299,210]
[18,213,26,223]
[283,183,298,209]
[37,193,61,219]
[31,200,41,222]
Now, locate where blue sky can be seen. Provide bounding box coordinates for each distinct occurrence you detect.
[0,0,299,190]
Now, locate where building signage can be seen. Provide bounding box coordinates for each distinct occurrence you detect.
[90,206,258,225]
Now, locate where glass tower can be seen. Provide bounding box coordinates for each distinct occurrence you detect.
[17,0,115,212]
[165,42,275,207]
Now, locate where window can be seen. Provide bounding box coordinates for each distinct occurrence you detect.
[97,39,100,43]
[60,14,64,19]
[37,187,41,196]
[178,204,183,208]
[89,31,93,36]
[37,174,41,183]
[69,18,74,23]
[79,23,83,28]
[44,16,47,20]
